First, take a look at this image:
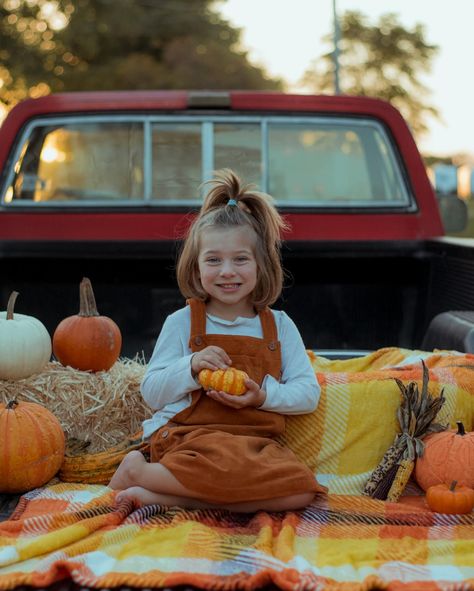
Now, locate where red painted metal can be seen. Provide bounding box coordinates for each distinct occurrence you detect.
[230,92,442,239]
[0,211,431,242]
[0,91,188,169]
[0,91,444,243]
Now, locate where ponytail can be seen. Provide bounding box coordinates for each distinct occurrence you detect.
[176,169,289,308]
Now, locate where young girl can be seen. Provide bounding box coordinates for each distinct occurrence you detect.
[109,169,326,512]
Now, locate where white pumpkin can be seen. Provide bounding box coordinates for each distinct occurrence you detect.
[0,291,52,380]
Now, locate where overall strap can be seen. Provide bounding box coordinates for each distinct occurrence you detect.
[187,298,207,348]
[258,307,279,351]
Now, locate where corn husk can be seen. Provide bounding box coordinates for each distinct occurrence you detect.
[0,357,150,453]
[364,361,447,501]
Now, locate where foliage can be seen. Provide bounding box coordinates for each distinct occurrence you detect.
[423,154,454,168]
[0,0,54,105]
[0,0,281,108]
[302,11,440,140]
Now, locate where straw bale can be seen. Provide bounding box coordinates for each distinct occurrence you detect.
[0,357,151,453]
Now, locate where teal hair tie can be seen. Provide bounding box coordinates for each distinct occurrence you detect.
[227,198,238,206]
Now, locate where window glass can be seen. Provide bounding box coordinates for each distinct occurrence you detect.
[151,123,201,200]
[268,122,409,206]
[2,115,411,209]
[372,127,408,202]
[7,122,144,202]
[214,123,261,187]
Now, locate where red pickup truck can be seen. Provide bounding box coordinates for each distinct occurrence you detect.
[0,90,472,357]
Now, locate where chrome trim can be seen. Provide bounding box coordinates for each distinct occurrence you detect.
[143,119,152,202]
[201,121,214,184]
[261,118,269,193]
[313,349,373,359]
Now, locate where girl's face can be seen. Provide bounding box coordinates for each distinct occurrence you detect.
[198,225,258,318]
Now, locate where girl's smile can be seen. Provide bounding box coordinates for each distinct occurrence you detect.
[198,225,258,319]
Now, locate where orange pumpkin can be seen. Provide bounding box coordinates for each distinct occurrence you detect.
[426,481,474,514]
[415,421,474,491]
[198,367,249,396]
[53,277,122,372]
[0,400,66,493]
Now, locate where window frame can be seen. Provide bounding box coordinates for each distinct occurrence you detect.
[0,113,416,211]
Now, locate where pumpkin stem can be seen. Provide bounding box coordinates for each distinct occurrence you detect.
[6,291,19,320]
[456,421,466,436]
[449,480,458,492]
[6,400,18,410]
[78,277,100,317]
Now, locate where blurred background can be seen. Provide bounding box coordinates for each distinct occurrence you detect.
[1,0,472,236]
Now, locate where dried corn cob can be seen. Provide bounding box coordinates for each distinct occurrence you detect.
[364,361,447,501]
[387,458,415,502]
[363,443,403,496]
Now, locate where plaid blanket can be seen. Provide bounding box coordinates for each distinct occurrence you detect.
[279,347,474,494]
[0,483,473,590]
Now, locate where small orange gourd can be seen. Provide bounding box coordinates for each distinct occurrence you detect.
[0,400,66,493]
[198,367,249,396]
[415,421,474,491]
[53,277,122,372]
[426,480,474,514]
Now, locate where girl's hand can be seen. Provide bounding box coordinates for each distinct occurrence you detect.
[191,346,232,376]
[206,378,266,409]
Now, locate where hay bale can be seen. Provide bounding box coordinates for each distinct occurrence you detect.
[0,357,150,453]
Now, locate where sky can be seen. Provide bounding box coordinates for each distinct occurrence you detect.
[218,0,472,158]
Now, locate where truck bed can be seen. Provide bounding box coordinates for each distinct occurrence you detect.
[2,238,474,360]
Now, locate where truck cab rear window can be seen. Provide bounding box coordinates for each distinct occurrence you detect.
[1,115,411,208]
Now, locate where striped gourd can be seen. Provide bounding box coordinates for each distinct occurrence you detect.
[59,431,149,484]
[198,368,248,396]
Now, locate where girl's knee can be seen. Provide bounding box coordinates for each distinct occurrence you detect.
[271,492,315,511]
[120,450,146,479]
[296,492,316,508]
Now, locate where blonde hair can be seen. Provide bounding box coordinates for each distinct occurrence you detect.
[176,169,289,309]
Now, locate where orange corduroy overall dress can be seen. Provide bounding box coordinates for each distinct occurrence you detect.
[149,298,325,503]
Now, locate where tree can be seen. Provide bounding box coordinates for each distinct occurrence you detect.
[302,11,439,139]
[0,0,281,108]
[0,0,57,105]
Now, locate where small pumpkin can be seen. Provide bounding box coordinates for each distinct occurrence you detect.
[53,277,122,372]
[198,367,249,396]
[415,421,474,491]
[0,291,52,380]
[426,480,474,514]
[0,400,66,493]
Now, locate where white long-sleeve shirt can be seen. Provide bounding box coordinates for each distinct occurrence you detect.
[141,306,320,438]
